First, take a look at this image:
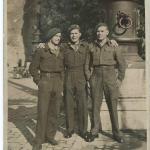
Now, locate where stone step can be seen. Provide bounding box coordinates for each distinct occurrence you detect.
[96,110,147,130]
[98,99,146,111]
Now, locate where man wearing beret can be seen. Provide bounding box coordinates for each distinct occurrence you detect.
[85,23,126,143]
[29,28,64,150]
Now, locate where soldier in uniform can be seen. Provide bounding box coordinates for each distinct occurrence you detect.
[62,24,90,140]
[29,28,64,150]
[85,23,126,143]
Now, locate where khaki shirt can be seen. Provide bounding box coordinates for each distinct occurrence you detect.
[85,39,126,81]
[62,41,89,70]
[29,43,64,80]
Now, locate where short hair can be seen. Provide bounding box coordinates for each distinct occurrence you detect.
[95,22,109,32]
[68,24,81,33]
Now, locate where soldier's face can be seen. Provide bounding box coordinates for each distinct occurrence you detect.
[96,26,109,41]
[70,29,81,43]
[50,33,61,45]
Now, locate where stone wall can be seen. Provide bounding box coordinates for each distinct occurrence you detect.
[7,0,26,69]
[98,69,146,130]
[7,0,34,70]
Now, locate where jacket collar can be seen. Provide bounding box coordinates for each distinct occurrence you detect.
[67,41,85,53]
[94,38,111,48]
[45,43,60,56]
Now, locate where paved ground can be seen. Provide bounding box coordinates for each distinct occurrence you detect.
[7,77,147,150]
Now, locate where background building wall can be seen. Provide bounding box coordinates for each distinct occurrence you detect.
[7,0,35,71]
[7,0,26,70]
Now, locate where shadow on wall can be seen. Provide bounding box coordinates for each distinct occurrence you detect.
[22,0,35,63]
[118,97,128,129]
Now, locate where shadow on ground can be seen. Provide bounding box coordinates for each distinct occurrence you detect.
[8,79,146,149]
[8,105,37,146]
[8,99,66,146]
[8,100,146,149]
[82,130,146,150]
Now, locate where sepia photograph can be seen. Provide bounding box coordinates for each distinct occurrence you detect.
[6,0,148,150]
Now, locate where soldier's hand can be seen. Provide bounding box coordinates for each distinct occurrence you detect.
[86,70,93,81]
[110,40,118,47]
[61,92,64,96]
[37,43,45,48]
[87,81,90,88]
[86,74,91,81]
[33,77,40,85]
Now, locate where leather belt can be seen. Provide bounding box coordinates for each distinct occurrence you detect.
[41,72,61,78]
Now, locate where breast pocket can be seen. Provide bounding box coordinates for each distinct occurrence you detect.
[41,53,51,62]
[93,51,99,65]
[103,49,114,61]
[78,50,86,65]
[58,54,64,67]
[65,51,74,66]
[40,54,50,66]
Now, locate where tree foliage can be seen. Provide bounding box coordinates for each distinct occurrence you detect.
[137,5,145,60]
[39,0,106,41]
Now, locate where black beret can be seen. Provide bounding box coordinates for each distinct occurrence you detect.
[43,28,61,42]
[68,24,80,33]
